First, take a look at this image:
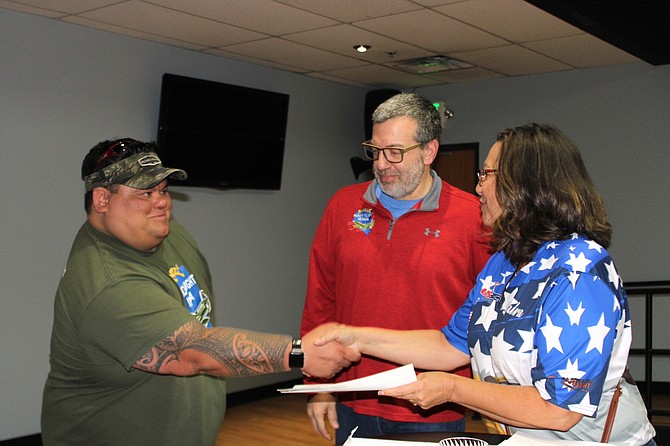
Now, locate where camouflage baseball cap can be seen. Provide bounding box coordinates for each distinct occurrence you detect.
[83,152,187,191]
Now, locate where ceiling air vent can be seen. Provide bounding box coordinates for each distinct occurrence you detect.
[387,56,473,74]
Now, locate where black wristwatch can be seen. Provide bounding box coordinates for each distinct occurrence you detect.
[289,338,304,369]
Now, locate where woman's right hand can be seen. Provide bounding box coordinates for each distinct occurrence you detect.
[312,323,362,353]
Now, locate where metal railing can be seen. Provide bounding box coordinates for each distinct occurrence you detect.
[626,280,670,418]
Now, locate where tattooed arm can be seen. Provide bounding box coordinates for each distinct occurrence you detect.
[133,320,359,378]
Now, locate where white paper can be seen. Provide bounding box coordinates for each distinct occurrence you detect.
[343,427,436,445]
[498,431,612,446]
[278,363,417,393]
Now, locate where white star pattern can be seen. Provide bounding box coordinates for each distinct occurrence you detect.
[518,329,534,353]
[616,317,630,342]
[469,340,490,379]
[492,328,515,353]
[540,314,564,353]
[558,358,586,381]
[568,391,597,416]
[586,314,610,354]
[536,379,550,400]
[531,279,549,300]
[475,301,499,332]
[546,242,559,250]
[565,301,586,325]
[479,275,497,293]
[539,254,559,271]
[470,339,485,359]
[586,240,603,252]
[567,271,580,289]
[604,261,621,289]
[565,252,591,273]
[501,287,520,314]
[520,261,536,274]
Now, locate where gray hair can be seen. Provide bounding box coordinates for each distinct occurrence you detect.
[371,93,442,144]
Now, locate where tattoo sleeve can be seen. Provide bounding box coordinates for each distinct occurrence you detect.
[134,319,291,377]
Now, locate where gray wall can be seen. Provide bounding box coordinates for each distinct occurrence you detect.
[2,6,669,441]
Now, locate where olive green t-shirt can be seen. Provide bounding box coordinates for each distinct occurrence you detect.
[42,221,226,446]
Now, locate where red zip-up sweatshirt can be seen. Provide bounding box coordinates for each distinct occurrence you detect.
[301,172,491,423]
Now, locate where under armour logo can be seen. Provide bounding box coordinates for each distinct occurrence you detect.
[424,228,440,237]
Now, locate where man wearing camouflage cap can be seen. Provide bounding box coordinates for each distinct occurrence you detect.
[41,138,358,445]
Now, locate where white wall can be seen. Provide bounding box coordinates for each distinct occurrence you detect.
[2,6,669,441]
[0,9,365,440]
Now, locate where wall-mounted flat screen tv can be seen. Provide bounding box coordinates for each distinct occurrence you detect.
[157,73,289,190]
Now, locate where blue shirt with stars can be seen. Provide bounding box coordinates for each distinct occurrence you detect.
[443,234,654,442]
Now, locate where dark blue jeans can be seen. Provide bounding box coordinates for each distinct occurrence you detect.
[335,402,466,446]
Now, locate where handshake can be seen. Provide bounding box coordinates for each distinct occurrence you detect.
[299,323,361,378]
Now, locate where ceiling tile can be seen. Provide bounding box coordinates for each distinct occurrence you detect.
[274,0,420,22]
[435,0,583,43]
[283,24,433,63]
[221,38,368,71]
[64,15,208,50]
[78,1,265,47]
[206,48,310,72]
[0,0,64,17]
[410,0,465,6]
[524,34,641,68]
[453,44,573,76]
[145,0,338,35]
[354,8,507,54]
[425,66,504,84]
[304,71,371,88]
[0,0,118,14]
[323,64,443,89]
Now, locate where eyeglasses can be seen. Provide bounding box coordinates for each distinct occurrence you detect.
[362,140,422,164]
[476,169,497,186]
[96,139,153,168]
[97,140,133,168]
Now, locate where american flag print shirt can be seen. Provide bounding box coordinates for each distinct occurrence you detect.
[445,234,631,420]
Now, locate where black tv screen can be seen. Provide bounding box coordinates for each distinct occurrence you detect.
[156,73,289,190]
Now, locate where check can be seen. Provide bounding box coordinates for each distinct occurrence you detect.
[278,363,417,393]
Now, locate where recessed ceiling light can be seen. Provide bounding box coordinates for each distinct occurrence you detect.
[353,44,371,53]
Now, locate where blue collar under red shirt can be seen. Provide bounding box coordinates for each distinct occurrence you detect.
[375,184,423,220]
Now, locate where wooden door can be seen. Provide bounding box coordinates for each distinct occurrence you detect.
[432,143,479,195]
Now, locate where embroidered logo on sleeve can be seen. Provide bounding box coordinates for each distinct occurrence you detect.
[350,208,375,235]
[169,264,212,327]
